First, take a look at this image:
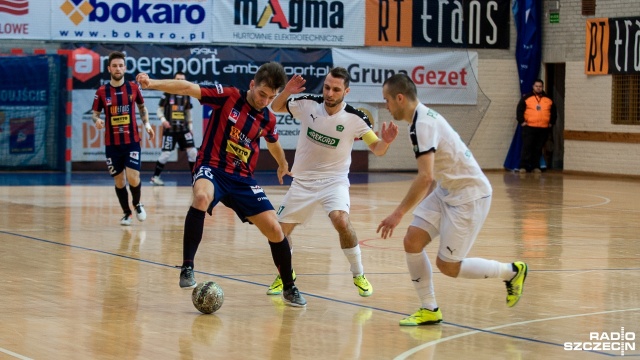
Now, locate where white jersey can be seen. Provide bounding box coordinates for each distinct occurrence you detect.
[411,103,492,205]
[286,95,373,180]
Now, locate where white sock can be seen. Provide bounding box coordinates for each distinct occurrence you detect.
[458,258,515,280]
[343,245,364,276]
[406,251,437,310]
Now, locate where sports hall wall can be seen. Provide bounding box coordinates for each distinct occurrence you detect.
[1,1,638,176]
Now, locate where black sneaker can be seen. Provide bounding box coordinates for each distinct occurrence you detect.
[282,286,307,307]
[180,266,196,289]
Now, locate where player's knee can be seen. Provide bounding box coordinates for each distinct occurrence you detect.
[158,151,171,164]
[187,147,198,162]
[436,257,461,278]
[330,211,350,231]
[192,190,212,208]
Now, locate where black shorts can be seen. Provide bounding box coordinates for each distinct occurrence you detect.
[193,165,275,223]
[105,142,142,176]
[161,131,195,152]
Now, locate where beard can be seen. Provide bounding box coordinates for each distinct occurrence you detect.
[324,96,344,109]
[111,73,124,82]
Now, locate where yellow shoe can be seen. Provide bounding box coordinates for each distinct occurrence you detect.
[266,270,296,295]
[353,274,373,297]
[505,261,528,307]
[399,308,442,326]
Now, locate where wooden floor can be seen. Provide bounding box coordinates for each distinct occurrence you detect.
[0,171,639,359]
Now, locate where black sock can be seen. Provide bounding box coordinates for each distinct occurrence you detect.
[129,183,141,207]
[115,186,130,214]
[182,206,206,269]
[154,161,165,177]
[269,237,294,290]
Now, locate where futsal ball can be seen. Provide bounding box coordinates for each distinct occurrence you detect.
[192,281,224,314]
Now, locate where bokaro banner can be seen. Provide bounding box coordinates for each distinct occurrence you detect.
[52,0,214,43]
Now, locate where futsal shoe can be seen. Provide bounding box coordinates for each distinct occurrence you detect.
[353,274,373,297]
[180,266,196,289]
[120,213,132,226]
[266,270,296,295]
[505,261,528,307]
[399,308,443,326]
[150,176,164,186]
[282,286,306,307]
[135,204,146,222]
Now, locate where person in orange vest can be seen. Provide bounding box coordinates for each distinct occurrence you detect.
[516,79,557,173]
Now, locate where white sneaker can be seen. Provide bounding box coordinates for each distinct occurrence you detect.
[120,213,132,226]
[135,204,146,222]
[150,176,164,186]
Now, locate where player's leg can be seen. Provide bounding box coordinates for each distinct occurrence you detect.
[436,196,528,307]
[180,166,217,289]
[266,221,297,295]
[124,143,145,221]
[181,131,198,173]
[106,146,132,225]
[400,192,442,326]
[151,133,175,185]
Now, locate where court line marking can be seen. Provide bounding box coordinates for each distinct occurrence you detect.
[0,347,33,360]
[394,307,640,360]
[2,230,639,358]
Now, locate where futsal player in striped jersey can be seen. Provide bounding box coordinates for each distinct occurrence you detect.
[92,51,155,226]
[136,62,307,307]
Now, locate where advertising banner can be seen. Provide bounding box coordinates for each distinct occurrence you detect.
[365,0,509,49]
[585,17,640,75]
[0,0,50,40]
[332,48,478,104]
[212,0,364,47]
[52,0,213,43]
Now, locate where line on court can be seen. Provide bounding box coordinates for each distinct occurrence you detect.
[0,347,33,360]
[394,307,640,360]
[3,230,639,358]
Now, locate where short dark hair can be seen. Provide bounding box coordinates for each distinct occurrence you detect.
[108,51,126,66]
[534,79,544,85]
[329,67,350,88]
[175,71,186,78]
[254,62,287,91]
[383,73,417,102]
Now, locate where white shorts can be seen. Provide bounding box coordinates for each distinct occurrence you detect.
[411,188,491,262]
[277,177,350,225]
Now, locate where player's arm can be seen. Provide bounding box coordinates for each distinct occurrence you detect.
[138,103,155,140]
[377,152,435,239]
[365,122,399,156]
[157,106,170,129]
[136,73,202,99]
[271,74,306,113]
[266,140,292,185]
[92,110,104,129]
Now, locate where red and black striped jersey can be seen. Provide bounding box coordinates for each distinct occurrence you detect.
[196,84,279,179]
[92,82,145,146]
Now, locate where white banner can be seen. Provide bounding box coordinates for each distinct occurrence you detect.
[0,0,50,39]
[213,0,364,47]
[52,0,213,43]
[332,48,478,104]
[71,90,202,162]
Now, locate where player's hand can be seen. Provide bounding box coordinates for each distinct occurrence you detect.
[376,211,403,239]
[95,119,105,130]
[146,126,155,140]
[162,119,171,129]
[276,164,292,185]
[284,74,306,94]
[380,122,399,144]
[136,73,151,89]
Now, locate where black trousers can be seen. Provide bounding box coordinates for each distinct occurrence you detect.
[520,126,550,172]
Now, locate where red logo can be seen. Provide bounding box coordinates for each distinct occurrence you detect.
[72,47,100,82]
[0,0,28,15]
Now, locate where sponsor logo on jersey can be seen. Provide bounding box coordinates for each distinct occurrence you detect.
[306,127,339,148]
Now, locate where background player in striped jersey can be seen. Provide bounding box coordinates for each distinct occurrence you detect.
[150,72,197,186]
[266,68,399,297]
[136,62,307,307]
[92,51,155,226]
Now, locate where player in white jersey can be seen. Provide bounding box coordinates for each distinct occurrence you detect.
[377,74,528,326]
[268,67,399,297]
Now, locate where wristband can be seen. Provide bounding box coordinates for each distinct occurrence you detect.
[145,122,152,131]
